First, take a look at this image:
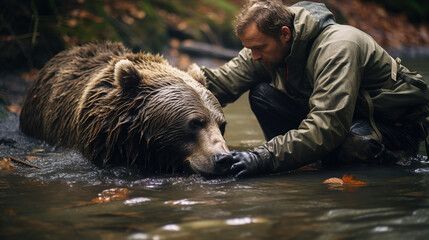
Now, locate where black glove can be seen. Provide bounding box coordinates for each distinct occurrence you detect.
[230,148,274,178]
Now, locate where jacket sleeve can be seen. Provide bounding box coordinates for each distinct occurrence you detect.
[263,41,363,171]
[200,48,270,106]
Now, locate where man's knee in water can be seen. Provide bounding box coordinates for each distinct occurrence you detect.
[324,121,396,166]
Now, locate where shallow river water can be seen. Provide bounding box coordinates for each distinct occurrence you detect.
[1,58,429,240]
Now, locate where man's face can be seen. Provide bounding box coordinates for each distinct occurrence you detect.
[239,22,291,70]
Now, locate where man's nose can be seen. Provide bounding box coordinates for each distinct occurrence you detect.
[252,50,262,61]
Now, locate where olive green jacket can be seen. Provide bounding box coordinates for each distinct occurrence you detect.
[201,2,429,171]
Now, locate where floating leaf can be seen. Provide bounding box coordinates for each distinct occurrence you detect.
[91,188,131,204]
[323,177,344,184]
[323,174,368,192]
[342,174,368,185]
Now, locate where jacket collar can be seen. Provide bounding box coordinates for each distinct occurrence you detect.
[284,2,336,75]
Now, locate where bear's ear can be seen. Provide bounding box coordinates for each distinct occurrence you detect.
[114,59,142,91]
[187,63,207,86]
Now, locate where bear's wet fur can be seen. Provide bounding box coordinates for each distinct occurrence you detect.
[20,42,229,176]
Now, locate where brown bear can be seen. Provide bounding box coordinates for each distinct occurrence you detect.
[19,42,230,176]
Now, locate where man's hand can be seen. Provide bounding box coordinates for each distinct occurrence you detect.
[230,151,261,178]
[230,149,274,178]
[213,147,275,178]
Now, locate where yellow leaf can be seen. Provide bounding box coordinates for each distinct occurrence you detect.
[323,177,344,184]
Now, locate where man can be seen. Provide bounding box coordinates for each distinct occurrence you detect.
[201,0,429,178]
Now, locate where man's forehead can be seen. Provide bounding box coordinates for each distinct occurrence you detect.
[239,23,269,47]
[240,23,262,39]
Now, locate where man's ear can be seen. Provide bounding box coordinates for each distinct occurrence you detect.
[279,26,292,43]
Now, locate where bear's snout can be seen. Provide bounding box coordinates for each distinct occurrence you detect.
[213,152,235,174]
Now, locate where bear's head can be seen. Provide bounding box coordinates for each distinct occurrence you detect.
[82,55,230,177]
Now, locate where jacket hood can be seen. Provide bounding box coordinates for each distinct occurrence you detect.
[285,1,336,94]
[290,1,336,45]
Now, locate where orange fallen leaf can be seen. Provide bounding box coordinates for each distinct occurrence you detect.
[323,174,368,192]
[5,105,21,115]
[296,164,320,171]
[4,209,17,216]
[0,157,15,170]
[342,174,368,185]
[66,18,78,27]
[323,174,367,185]
[91,188,131,204]
[20,68,39,82]
[52,188,132,210]
[78,10,104,23]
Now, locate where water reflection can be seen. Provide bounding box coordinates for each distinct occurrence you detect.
[1,157,429,239]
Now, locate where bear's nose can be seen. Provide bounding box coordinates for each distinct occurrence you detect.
[213,152,236,174]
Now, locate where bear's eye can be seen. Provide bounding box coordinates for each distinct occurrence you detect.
[219,121,226,136]
[189,118,205,131]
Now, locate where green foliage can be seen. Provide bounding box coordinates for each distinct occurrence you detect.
[0,0,243,71]
[202,0,240,13]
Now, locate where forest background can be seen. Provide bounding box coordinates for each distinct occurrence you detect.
[1,0,429,71]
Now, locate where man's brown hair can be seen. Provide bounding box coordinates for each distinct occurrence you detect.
[234,0,294,38]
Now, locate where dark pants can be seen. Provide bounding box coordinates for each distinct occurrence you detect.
[249,83,425,166]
